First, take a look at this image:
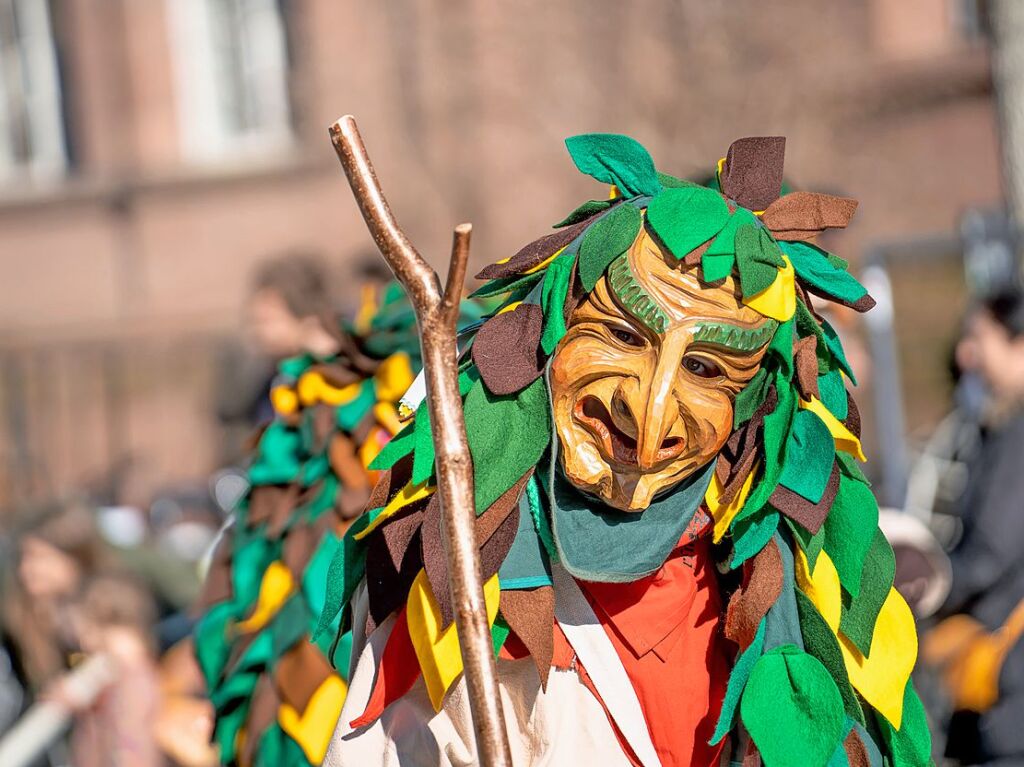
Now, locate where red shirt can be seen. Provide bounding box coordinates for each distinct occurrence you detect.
[579,510,729,767]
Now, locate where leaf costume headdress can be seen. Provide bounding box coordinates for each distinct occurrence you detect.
[317,136,932,767]
[193,284,493,766]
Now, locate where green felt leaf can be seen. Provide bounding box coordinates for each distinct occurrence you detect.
[818,369,849,420]
[733,367,771,428]
[702,209,758,284]
[368,419,415,471]
[766,315,794,379]
[656,172,697,189]
[763,534,804,652]
[823,476,878,599]
[740,645,846,767]
[796,590,865,725]
[540,252,576,354]
[553,199,613,228]
[839,528,895,656]
[313,513,372,641]
[492,617,511,657]
[837,451,870,486]
[249,422,303,485]
[735,224,785,299]
[786,516,826,572]
[412,407,436,485]
[779,410,836,504]
[564,133,662,198]
[795,299,829,370]
[646,185,731,261]
[876,680,932,767]
[737,372,797,525]
[579,203,642,291]
[464,376,552,513]
[782,241,867,305]
[730,511,780,569]
[822,319,857,385]
[711,617,766,745]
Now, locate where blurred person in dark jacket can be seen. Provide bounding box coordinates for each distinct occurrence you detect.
[930,290,1024,766]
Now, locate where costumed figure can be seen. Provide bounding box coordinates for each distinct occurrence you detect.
[320,135,932,767]
[194,283,473,767]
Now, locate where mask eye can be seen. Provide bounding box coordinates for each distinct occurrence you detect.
[608,325,644,348]
[682,354,722,379]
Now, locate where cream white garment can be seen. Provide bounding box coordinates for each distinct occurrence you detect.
[324,568,659,767]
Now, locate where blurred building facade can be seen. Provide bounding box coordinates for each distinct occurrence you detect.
[0,0,1003,514]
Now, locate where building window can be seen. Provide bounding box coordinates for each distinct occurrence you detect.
[168,0,292,162]
[0,0,67,183]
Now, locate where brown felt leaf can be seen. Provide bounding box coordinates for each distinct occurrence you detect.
[844,393,862,438]
[684,239,713,268]
[500,587,555,690]
[309,361,361,389]
[422,473,531,627]
[794,335,820,401]
[365,504,426,636]
[282,514,333,578]
[267,483,315,540]
[476,218,591,280]
[275,637,333,712]
[844,729,870,767]
[770,460,840,534]
[719,137,786,211]
[311,403,335,453]
[367,454,414,511]
[761,192,858,242]
[241,675,279,767]
[725,537,783,648]
[472,304,545,396]
[247,485,294,529]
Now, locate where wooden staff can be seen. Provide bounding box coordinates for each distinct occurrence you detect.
[329,115,512,767]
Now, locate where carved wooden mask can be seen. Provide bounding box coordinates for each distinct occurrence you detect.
[549,228,773,511]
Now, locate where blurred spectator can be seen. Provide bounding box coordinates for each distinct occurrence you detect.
[216,253,340,456]
[929,290,1024,766]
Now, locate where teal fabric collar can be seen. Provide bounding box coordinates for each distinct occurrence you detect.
[543,459,715,583]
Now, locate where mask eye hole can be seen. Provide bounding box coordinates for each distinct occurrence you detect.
[682,354,722,379]
[608,325,644,348]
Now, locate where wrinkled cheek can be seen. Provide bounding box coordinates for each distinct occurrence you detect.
[678,389,734,462]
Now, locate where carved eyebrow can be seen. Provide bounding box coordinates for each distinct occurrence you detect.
[691,320,778,353]
[606,254,669,334]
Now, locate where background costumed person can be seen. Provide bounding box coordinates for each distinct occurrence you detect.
[193,283,468,767]
[319,135,933,767]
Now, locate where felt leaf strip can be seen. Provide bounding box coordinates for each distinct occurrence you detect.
[744,255,796,322]
[705,461,758,543]
[781,241,868,305]
[539,252,576,354]
[564,133,662,198]
[464,376,552,513]
[499,586,555,690]
[406,569,500,711]
[470,271,546,300]
[472,304,545,396]
[875,680,932,767]
[365,504,425,635]
[762,192,858,242]
[718,137,786,211]
[822,475,878,599]
[795,590,865,725]
[740,645,845,767]
[354,479,434,541]
[578,203,643,291]
[779,408,836,503]
[801,396,866,462]
[710,617,766,745]
[350,608,420,729]
[796,547,843,632]
[702,208,758,283]
[735,224,785,298]
[646,185,731,261]
[476,217,590,280]
[554,199,614,228]
[725,537,783,648]
[839,587,917,730]
[278,674,347,764]
[837,527,896,654]
[771,461,839,535]
[314,512,372,641]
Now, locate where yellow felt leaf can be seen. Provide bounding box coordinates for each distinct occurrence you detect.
[406,570,500,712]
[354,480,434,540]
[743,256,796,322]
[795,548,842,632]
[374,352,415,403]
[840,587,917,729]
[354,283,378,335]
[278,675,348,764]
[235,561,293,633]
[358,427,388,472]
[800,396,866,462]
[270,385,298,416]
[497,301,522,315]
[297,371,361,408]
[704,466,757,543]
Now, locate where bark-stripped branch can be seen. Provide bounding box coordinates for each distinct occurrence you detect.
[329,115,512,767]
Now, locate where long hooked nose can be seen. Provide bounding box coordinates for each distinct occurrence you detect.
[613,334,687,470]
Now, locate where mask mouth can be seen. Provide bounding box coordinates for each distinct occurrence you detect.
[573,394,685,469]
